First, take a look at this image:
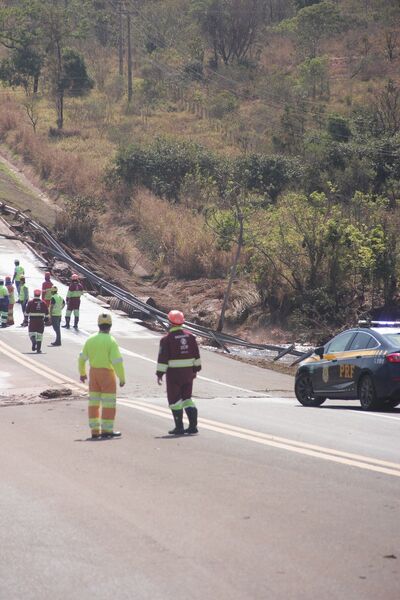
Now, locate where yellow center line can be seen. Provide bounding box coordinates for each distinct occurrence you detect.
[2,341,400,478]
[0,340,82,390]
[119,399,400,477]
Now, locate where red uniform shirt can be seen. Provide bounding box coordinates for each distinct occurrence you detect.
[156,326,201,381]
[66,282,83,310]
[41,280,53,305]
[25,298,48,333]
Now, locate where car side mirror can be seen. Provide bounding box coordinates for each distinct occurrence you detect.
[314,346,325,358]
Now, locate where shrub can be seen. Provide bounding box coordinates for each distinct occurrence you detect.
[208,91,238,119]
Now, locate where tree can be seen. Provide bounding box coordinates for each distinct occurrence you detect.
[192,0,268,65]
[374,79,400,136]
[281,1,344,59]
[205,183,260,331]
[0,3,43,93]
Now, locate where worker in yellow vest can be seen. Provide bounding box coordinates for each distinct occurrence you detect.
[0,278,9,328]
[78,313,125,439]
[12,259,25,293]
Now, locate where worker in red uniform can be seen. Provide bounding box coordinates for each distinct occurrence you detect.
[5,276,15,325]
[63,273,83,330]
[24,289,49,353]
[156,310,201,435]
[41,271,53,307]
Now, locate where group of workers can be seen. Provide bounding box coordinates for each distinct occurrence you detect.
[0,260,84,349]
[1,258,201,438]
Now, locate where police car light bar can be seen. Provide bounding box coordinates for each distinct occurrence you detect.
[358,320,400,327]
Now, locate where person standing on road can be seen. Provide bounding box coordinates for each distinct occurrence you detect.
[24,289,48,353]
[5,276,15,325]
[12,259,24,293]
[78,313,125,439]
[18,276,29,325]
[63,274,83,330]
[0,278,9,328]
[156,310,201,435]
[41,271,54,307]
[49,286,65,347]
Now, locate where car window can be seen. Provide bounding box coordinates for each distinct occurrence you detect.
[325,331,355,353]
[381,332,400,347]
[366,335,380,349]
[349,332,378,350]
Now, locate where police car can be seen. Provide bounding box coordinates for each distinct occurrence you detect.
[295,321,400,410]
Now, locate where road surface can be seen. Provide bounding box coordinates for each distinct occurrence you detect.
[1,219,399,600]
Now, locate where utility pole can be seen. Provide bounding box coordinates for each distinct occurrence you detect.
[127,10,133,103]
[118,0,123,76]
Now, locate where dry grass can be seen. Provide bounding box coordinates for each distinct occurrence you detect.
[128,190,232,279]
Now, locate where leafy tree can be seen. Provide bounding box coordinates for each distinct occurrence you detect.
[280,1,344,58]
[327,113,351,142]
[298,56,330,99]
[192,0,268,65]
[0,2,43,93]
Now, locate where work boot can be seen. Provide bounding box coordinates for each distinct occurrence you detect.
[31,338,37,352]
[62,317,70,329]
[73,317,79,330]
[36,341,42,354]
[169,409,185,435]
[91,432,101,440]
[101,431,122,438]
[184,406,198,434]
[50,342,61,346]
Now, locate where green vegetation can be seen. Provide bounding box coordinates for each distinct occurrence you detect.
[1,0,400,334]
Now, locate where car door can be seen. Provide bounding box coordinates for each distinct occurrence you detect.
[345,331,380,395]
[312,331,356,395]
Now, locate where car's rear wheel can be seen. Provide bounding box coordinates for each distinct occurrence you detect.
[295,373,326,407]
[358,374,381,410]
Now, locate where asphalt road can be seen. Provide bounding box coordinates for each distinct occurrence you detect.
[1,220,400,600]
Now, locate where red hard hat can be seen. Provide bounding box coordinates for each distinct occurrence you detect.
[168,310,185,325]
[45,271,51,278]
[34,289,41,297]
[71,273,79,280]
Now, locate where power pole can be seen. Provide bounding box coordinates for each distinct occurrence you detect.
[118,0,123,76]
[127,10,133,103]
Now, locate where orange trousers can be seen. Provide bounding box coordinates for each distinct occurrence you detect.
[88,368,117,434]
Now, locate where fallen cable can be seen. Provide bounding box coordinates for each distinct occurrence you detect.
[0,202,311,364]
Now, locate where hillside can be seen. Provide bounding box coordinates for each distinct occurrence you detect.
[0,0,400,340]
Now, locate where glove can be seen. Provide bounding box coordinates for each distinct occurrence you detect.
[157,375,163,386]
[80,375,87,383]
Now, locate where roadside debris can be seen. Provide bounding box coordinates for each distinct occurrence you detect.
[39,388,73,399]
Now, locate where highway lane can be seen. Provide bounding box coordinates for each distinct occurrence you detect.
[1,220,400,599]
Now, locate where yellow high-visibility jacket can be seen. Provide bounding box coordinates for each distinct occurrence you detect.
[79,332,125,383]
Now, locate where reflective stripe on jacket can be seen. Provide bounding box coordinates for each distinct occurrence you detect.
[79,332,125,382]
[156,326,201,376]
[51,294,65,317]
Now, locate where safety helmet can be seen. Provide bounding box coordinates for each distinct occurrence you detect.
[71,273,79,281]
[98,313,112,326]
[20,276,25,282]
[34,289,41,297]
[14,259,19,265]
[168,310,185,325]
[45,271,51,279]
[51,286,58,293]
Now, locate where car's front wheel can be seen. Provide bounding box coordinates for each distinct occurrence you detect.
[295,372,326,407]
[358,374,380,410]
